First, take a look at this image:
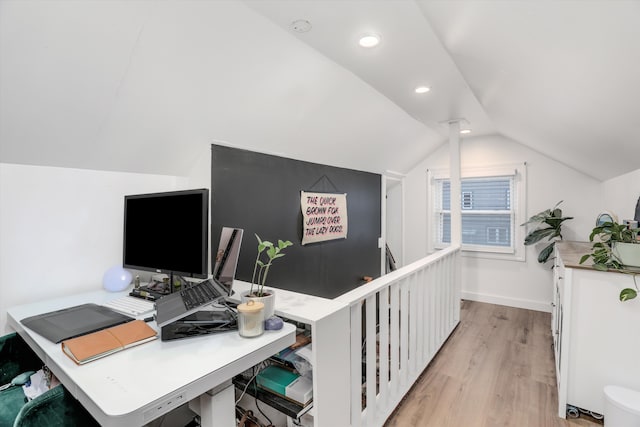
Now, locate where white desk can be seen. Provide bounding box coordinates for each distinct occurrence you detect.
[7,289,295,427]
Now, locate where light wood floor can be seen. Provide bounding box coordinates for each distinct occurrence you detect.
[384,300,603,427]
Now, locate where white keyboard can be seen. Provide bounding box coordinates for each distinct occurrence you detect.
[103,296,155,317]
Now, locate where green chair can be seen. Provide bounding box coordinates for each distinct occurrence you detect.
[12,385,99,427]
[0,333,99,427]
[0,332,41,386]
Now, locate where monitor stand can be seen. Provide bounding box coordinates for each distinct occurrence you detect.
[129,282,170,301]
[130,272,189,301]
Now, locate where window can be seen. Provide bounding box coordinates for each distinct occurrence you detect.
[428,164,526,261]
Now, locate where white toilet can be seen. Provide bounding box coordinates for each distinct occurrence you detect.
[604,385,640,426]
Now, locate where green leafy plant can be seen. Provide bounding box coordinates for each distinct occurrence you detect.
[579,220,639,301]
[522,201,574,264]
[250,234,293,297]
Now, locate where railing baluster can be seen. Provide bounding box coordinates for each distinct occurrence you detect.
[416,268,425,366]
[389,282,399,398]
[408,272,417,376]
[378,286,389,415]
[366,294,377,427]
[436,259,447,348]
[428,263,435,360]
[399,277,409,387]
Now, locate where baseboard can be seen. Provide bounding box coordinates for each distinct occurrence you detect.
[461,290,551,313]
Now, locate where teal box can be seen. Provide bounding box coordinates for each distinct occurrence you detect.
[256,365,299,396]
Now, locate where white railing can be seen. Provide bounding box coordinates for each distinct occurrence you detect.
[334,245,461,427]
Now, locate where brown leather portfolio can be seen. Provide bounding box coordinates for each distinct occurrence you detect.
[61,319,157,365]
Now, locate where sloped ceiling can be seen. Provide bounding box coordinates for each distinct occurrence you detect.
[419,0,640,181]
[0,0,439,177]
[1,1,638,181]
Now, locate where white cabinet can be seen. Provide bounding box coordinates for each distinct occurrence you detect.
[552,250,570,417]
[551,254,564,402]
[230,280,351,427]
[554,242,640,418]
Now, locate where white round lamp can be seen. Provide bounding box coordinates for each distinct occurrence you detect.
[102,266,132,292]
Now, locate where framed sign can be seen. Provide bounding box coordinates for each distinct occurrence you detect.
[301,191,348,245]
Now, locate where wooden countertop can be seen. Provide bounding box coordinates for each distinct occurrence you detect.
[555,241,593,269]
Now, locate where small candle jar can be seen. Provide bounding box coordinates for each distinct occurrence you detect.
[237,300,264,338]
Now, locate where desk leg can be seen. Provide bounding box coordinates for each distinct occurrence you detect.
[198,380,235,427]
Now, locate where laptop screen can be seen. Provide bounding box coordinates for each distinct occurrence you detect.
[212,227,243,296]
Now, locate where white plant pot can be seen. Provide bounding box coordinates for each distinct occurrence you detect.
[241,289,275,321]
[613,242,640,268]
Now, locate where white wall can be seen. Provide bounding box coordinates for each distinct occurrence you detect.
[404,135,602,311]
[601,168,640,222]
[0,163,186,334]
[186,143,213,190]
[386,181,403,268]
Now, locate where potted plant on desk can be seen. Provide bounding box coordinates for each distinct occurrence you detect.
[580,220,640,301]
[241,234,293,319]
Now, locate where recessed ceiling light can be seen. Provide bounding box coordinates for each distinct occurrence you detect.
[358,34,381,48]
[290,19,312,33]
[460,129,471,134]
[415,86,431,94]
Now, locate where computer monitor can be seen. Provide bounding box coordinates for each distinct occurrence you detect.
[123,189,209,280]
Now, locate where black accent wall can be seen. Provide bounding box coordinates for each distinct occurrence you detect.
[210,144,381,299]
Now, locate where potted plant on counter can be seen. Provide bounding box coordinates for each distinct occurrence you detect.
[522,201,574,264]
[242,234,293,319]
[579,220,640,301]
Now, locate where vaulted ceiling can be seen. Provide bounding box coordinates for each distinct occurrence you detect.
[1,1,638,181]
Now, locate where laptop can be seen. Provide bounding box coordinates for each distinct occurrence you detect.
[155,227,243,327]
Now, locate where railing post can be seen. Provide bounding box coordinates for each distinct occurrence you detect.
[350,304,363,427]
[448,120,462,247]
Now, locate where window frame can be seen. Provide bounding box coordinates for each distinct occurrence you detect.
[427,163,527,262]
